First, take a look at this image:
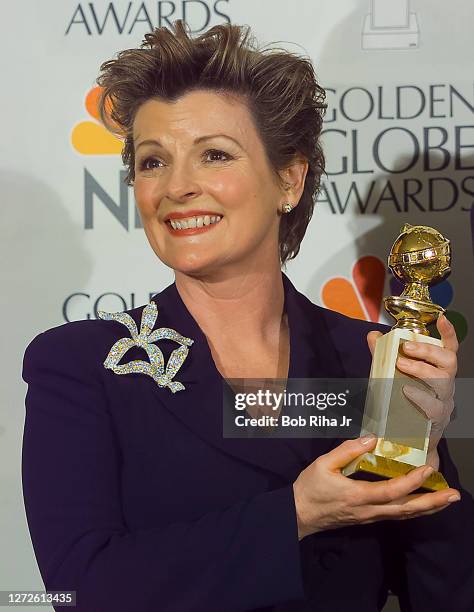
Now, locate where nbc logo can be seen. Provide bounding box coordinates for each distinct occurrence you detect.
[321,255,467,342]
[71,86,122,154]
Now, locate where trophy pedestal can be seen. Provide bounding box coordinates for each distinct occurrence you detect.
[344,452,448,492]
[342,327,448,491]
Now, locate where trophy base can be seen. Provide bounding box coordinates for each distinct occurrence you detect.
[342,452,448,492]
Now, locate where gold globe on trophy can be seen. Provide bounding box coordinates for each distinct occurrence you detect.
[386,224,451,334]
[343,224,451,491]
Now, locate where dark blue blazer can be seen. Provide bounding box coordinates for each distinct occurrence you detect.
[21,274,474,612]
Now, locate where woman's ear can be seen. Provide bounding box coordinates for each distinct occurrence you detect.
[278,157,309,210]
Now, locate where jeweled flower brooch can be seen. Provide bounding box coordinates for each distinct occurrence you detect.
[98,301,194,393]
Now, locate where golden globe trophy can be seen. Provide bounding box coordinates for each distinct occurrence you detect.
[342,224,450,491]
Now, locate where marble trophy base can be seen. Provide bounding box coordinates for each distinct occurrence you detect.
[362,13,419,50]
[342,327,448,492]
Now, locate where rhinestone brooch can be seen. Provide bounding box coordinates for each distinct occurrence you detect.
[98,301,194,393]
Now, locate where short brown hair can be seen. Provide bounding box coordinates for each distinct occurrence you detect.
[97,20,326,264]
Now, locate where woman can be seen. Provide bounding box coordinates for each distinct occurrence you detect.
[22,20,473,612]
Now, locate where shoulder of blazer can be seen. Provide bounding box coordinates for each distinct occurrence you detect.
[21,301,152,383]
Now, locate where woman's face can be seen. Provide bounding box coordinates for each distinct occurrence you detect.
[133,89,304,277]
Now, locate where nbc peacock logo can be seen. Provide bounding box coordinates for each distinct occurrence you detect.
[71,86,123,154]
[321,255,468,342]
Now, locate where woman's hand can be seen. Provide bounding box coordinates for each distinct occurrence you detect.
[367,313,458,470]
[292,435,461,540]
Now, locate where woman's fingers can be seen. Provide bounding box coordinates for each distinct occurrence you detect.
[350,465,433,505]
[319,435,378,471]
[397,357,454,402]
[369,489,460,521]
[397,352,454,403]
[401,339,457,373]
[359,500,453,524]
[437,313,459,353]
[367,331,383,357]
[349,465,460,508]
[356,487,460,524]
[402,384,452,426]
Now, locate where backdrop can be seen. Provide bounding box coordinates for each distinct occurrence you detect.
[2,1,473,609]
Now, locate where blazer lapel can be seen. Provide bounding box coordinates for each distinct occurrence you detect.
[146,276,346,481]
[280,274,346,465]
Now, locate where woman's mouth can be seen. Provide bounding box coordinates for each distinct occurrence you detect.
[166,214,222,235]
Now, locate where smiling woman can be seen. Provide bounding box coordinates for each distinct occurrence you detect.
[130,91,297,278]
[96,20,326,267]
[21,18,474,612]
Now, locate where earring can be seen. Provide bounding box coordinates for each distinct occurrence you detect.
[282,202,293,213]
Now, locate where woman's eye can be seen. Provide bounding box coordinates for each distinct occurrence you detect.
[203,149,232,162]
[138,149,232,171]
[139,157,163,171]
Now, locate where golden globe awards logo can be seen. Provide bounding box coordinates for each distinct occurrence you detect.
[65,1,231,35]
[319,83,474,214]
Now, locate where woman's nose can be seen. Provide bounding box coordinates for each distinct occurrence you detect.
[164,161,202,203]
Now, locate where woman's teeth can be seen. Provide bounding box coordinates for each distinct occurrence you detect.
[169,215,222,230]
